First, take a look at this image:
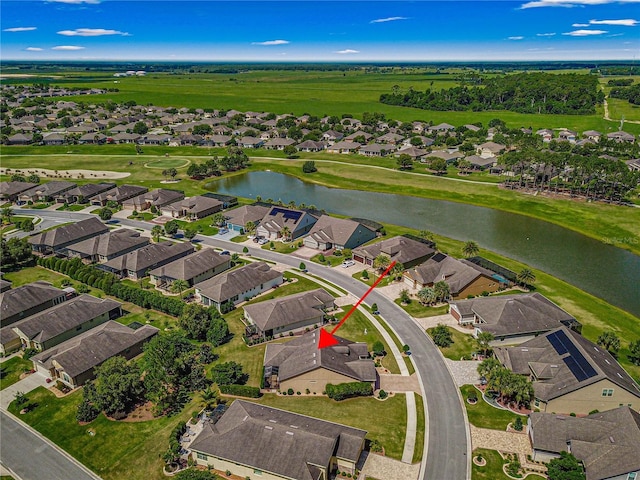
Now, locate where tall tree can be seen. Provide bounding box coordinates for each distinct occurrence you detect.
[433,281,451,302]
[546,452,585,480]
[171,279,189,300]
[179,303,211,340]
[373,253,391,272]
[93,356,144,416]
[597,331,621,354]
[462,240,480,258]
[517,268,536,288]
[151,225,163,242]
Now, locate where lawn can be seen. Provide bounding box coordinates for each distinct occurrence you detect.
[7,387,197,480]
[413,394,425,464]
[56,204,87,212]
[426,326,477,361]
[310,253,347,267]
[460,385,523,431]
[175,217,218,236]
[471,448,545,480]
[328,305,400,375]
[255,393,407,460]
[374,313,415,375]
[261,240,300,254]
[0,356,33,390]
[3,266,70,287]
[395,299,449,318]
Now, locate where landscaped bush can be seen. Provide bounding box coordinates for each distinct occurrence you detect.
[513,416,523,431]
[430,324,453,348]
[76,397,99,423]
[219,385,261,398]
[378,390,388,399]
[287,388,294,395]
[326,382,373,401]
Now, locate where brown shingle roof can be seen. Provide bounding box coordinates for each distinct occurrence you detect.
[0,281,65,326]
[353,236,434,265]
[102,241,194,275]
[195,262,282,303]
[29,217,108,249]
[305,216,373,248]
[65,228,149,259]
[189,400,366,480]
[148,248,230,282]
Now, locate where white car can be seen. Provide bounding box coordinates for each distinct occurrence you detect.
[341,260,356,268]
[258,238,269,245]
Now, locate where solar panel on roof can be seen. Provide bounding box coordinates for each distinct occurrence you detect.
[432,253,446,262]
[549,330,598,382]
[269,207,302,222]
[548,331,569,355]
[563,356,590,382]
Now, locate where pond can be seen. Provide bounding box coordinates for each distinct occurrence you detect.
[208,171,640,317]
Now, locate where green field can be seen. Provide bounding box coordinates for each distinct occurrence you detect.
[0,356,33,390]
[20,69,640,131]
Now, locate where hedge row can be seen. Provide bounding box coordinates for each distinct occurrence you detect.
[326,382,373,401]
[219,384,262,398]
[37,257,184,317]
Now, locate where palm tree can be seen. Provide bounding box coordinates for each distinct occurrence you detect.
[417,287,436,305]
[244,221,256,235]
[373,253,391,272]
[517,268,536,288]
[151,225,163,243]
[279,226,291,242]
[475,332,495,357]
[462,240,479,258]
[390,262,404,281]
[170,279,189,299]
[433,281,450,303]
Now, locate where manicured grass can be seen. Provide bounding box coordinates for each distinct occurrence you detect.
[413,394,425,464]
[472,448,546,480]
[145,158,190,169]
[129,212,155,221]
[328,305,400,375]
[56,204,87,212]
[0,356,33,390]
[427,326,477,361]
[3,266,69,287]
[7,387,197,480]
[460,385,521,431]
[394,299,449,318]
[261,240,300,254]
[351,270,395,288]
[230,234,249,243]
[374,313,416,375]
[175,217,218,236]
[255,393,407,460]
[310,253,345,267]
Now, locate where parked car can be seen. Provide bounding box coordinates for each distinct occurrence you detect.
[218,228,228,235]
[341,260,356,268]
[258,238,268,245]
[220,250,230,256]
[253,236,265,243]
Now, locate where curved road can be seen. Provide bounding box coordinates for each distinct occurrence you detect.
[10,209,470,480]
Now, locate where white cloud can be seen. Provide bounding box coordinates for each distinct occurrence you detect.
[607,33,625,36]
[370,16,408,24]
[521,0,640,8]
[589,18,638,26]
[52,45,85,50]
[3,27,37,32]
[572,23,590,27]
[25,47,43,51]
[508,36,524,40]
[335,49,360,54]
[251,40,289,46]
[536,32,556,36]
[57,28,129,36]
[563,29,609,35]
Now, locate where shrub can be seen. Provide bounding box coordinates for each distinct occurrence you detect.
[243,246,249,253]
[22,348,38,360]
[431,324,453,348]
[514,416,523,431]
[219,385,261,398]
[287,388,294,395]
[299,262,306,270]
[402,344,410,353]
[372,341,385,356]
[76,398,99,423]
[467,392,478,403]
[326,382,373,401]
[361,270,369,280]
[369,439,383,452]
[378,390,388,399]
[302,161,317,173]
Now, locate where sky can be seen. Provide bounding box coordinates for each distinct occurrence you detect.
[1,0,639,61]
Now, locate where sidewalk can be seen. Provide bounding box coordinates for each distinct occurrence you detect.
[0,371,52,411]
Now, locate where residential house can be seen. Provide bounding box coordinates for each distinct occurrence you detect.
[326,141,361,154]
[0,327,21,356]
[449,293,581,345]
[189,400,367,479]
[557,130,577,143]
[89,184,148,207]
[322,130,344,144]
[237,137,264,149]
[195,262,283,312]
[31,320,158,388]
[403,253,503,299]
[100,241,194,280]
[244,289,335,339]
[110,132,141,144]
[55,182,115,204]
[536,129,554,142]
[160,195,223,220]
[424,150,464,164]
[358,143,395,157]
[345,131,373,142]
[429,123,455,134]
[582,130,602,142]
[376,133,404,145]
[11,294,122,352]
[149,248,231,289]
[7,133,32,145]
[79,133,107,144]
[465,155,496,170]
[303,216,376,251]
[296,140,326,152]
[256,207,318,241]
[0,181,38,202]
[29,217,109,255]
[122,188,185,210]
[607,131,635,143]
[626,158,640,172]
[263,330,377,393]
[19,181,76,204]
[42,133,66,146]
[0,279,11,293]
[225,205,271,233]
[394,146,428,161]
[352,236,435,269]
[495,327,640,414]
[528,406,640,480]
[476,142,505,158]
[264,138,296,150]
[0,281,69,328]
[64,228,150,263]
[208,135,233,147]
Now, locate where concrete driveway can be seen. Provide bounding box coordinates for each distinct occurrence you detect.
[0,372,52,411]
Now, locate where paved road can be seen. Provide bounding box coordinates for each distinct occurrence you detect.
[0,411,101,480]
[10,209,471,480]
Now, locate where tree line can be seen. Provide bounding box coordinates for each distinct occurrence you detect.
[380,72,603,114]
[609,83,640,106]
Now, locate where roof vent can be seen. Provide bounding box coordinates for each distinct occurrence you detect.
[289,425,299,429]
[609,436,615,443]
[617,372,623,378]
[243,415,248,422]
[522,348,529,352]
[269,419,277,423]
[265,426,273,430]
[286,431,294,436]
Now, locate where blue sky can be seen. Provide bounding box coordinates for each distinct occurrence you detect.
[1,0,639,61]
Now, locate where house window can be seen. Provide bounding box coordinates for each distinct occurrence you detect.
[196,452,208,461]
[627,473,637,480]
[602,388,614,397]
[254,470,262,476]
[534,399,540,408]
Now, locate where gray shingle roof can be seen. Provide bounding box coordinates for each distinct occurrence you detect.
[0,281,66,325]
[0,181,38,198]
[12,294,121,344]
[20,181,76,199]
[530,406,640,480]
[91,185,148,204]
[306,216,373,247]
[148,248,230,281]
[224,205,271,227]
[102,241,194,274]
[495,327,640,402]
[189,400,366,480]
[405,254,493,294]
[244,288,334,332]
[29,217,108,249]
[65,228,149,258]
[195,262,282,303]
[162,195,222,215]
[264,330,377,383]
[451,293,576,337]
[353,236,434,265]
[31,320,158,378]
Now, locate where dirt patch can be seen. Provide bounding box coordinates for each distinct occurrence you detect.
[118,401,156,422]
[0,167,130,180]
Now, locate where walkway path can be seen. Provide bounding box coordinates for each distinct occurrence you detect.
[357,451,420,480]
[0,372,52,411]
[379,373,421,394]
